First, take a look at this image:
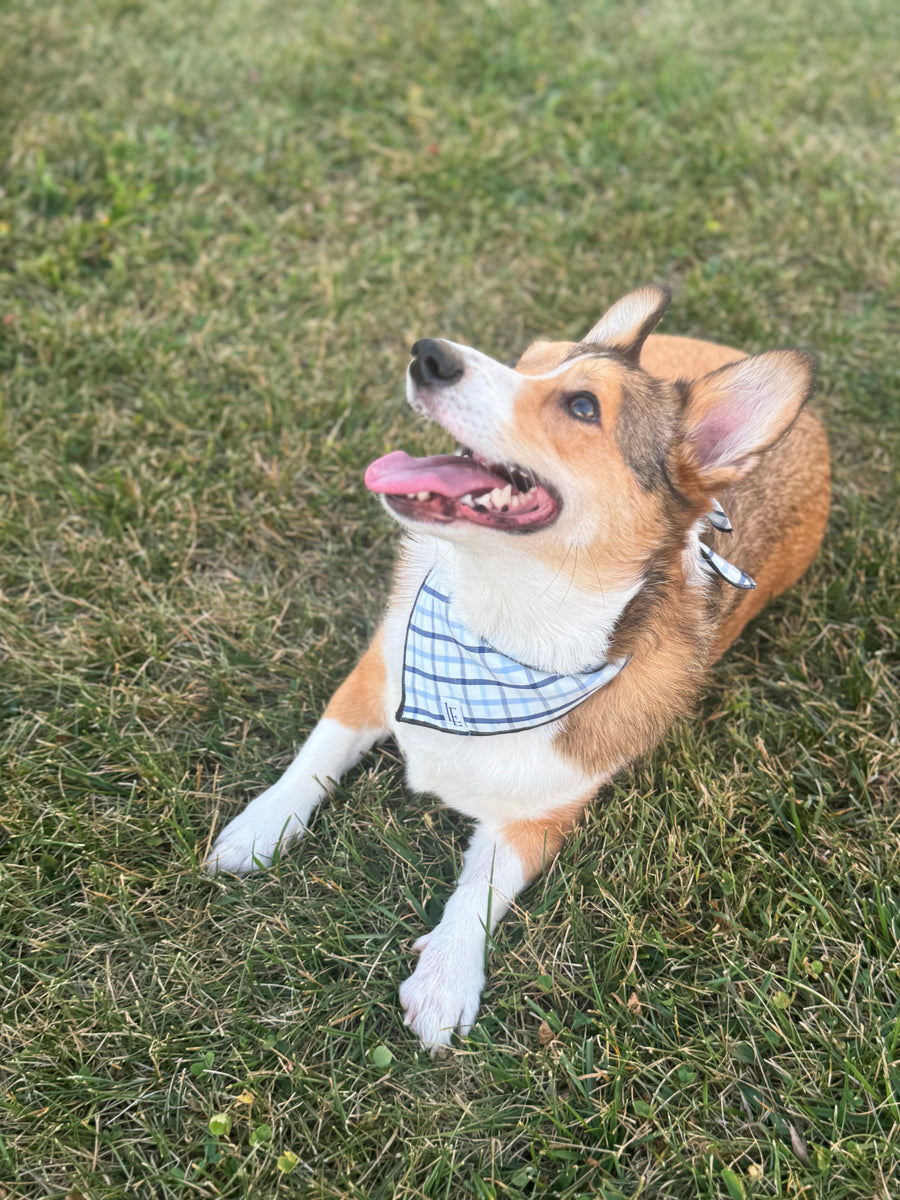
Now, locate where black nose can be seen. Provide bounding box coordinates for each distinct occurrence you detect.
[409,338,464,387]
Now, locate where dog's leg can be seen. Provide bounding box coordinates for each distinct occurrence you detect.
[206,631,388,874]
[399,795,588,1051]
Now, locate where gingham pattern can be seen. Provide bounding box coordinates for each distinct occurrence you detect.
[396,502,752,737]
[698,540,756,590]
[396,576,628,736]
[699,498,756,590]
[706,497,734,533]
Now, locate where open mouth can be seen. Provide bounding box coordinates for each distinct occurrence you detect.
[364,447,561,532]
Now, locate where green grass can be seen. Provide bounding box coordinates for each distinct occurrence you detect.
[1,0,899,1196]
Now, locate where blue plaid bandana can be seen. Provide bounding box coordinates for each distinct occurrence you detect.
[396,576,629,736]
[396,502,753,737]
[698,498,756,591]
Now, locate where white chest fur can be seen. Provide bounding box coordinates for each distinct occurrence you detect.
[383,538,616,824]
[392,709,595,825]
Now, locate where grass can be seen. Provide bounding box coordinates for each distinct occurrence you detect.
[1,0,899,1196]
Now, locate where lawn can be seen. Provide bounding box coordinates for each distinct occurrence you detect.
[1,0,898,1196]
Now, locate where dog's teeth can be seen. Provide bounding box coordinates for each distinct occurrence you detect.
[406,493,417,499]
[416,491,431,501]
[509,493,521,508]
[487,484,513,508]
[459,493,474,507]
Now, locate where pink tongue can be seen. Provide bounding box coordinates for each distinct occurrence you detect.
[364,450,507,498]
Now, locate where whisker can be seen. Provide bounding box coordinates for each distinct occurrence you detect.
[556,547,578,611]
[539,545,574,599]
[584,545,606,603]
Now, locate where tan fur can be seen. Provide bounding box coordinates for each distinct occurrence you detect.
[511,332,831,773]
[708,406,831,657]
[324,627,387,728]
[417,323,831,784]
[641,332,745,379]
[508,360,665,585]
[500,795,594,880]
[556,568,713,777]
[515,340,580,375]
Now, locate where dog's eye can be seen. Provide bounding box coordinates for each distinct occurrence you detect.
[566,392,599,422]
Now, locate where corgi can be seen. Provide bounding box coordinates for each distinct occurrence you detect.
[206,286,830,1051]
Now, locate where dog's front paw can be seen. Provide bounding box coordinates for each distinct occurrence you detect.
[205,788,309,875]
[398,932,486,1053]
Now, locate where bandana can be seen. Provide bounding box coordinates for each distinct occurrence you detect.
[698,497,756,590]
[397,502,753,736]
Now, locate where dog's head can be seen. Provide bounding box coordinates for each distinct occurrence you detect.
[366,286,813,586]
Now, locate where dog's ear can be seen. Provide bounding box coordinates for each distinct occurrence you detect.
[583,285,672,363]
[679,350,815,489]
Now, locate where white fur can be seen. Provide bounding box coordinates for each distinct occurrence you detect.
[396,713,597,827]
[442,543,640,675]
[682,515,710,588]
[382,542,619,1048]
[405,345,609,471]
[207,717,384,873]
[206,533,617,1048]
[406,342,521,462]
[403,348,642,562]
[398,821,524,1051]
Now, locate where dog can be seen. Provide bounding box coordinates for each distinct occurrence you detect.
[206,285,830,1051]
